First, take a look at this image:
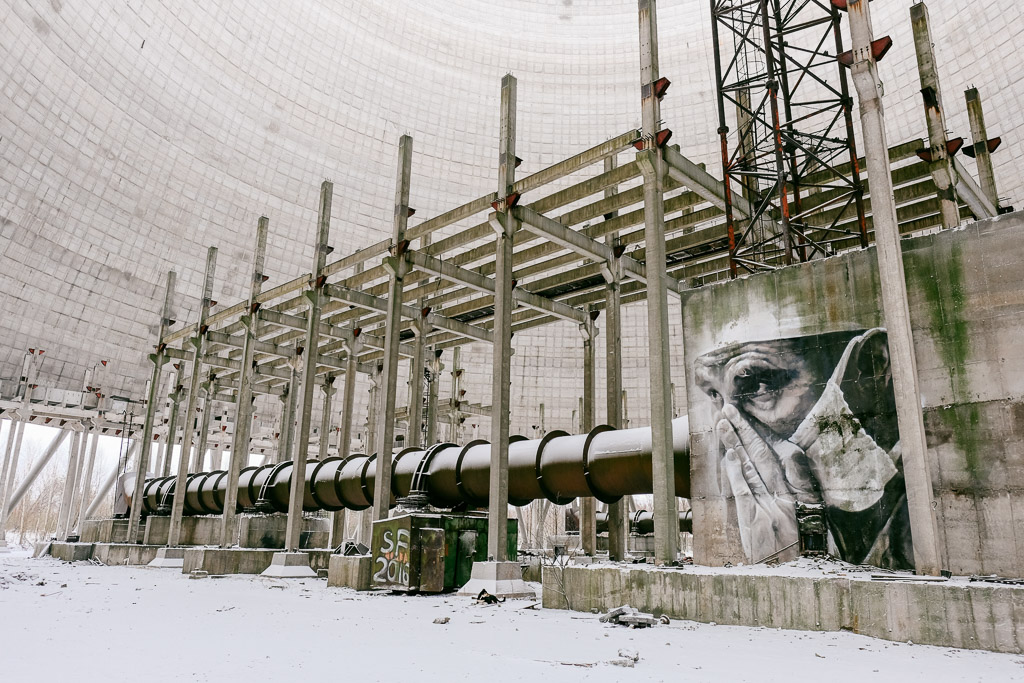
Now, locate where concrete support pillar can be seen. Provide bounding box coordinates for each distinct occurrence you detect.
[153,373,172,476]
[602,156,627,562]
[161,362,185,477]
[372,135,414,525]
[319,376,337,460]
[285,180,334,553]
[72,429,99,535]
[425,349,442,446]
[448,348,463,443]
[339,335,362,459]
[0,417,25,549]
[911,2,960,229]
[486,74,518,563]
[193,384,214,471]
[636,0,678,565]
[55,429,83,542]
[965,87,999,210]
[580,310,597,556]
[129,270,176,545]
[155,441,169,482]
[4,428,69,522]
[169,248,217,547]
[359,362,381,545]
[277,367,300,465]
[406,307,430,448]
[847,0,942,575]
[367,363,382,456]
[221,216,268,547]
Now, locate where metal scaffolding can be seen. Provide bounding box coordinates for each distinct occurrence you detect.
[710,0,868,275]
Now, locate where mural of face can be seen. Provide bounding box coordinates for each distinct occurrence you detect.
[693,329,913,570]
[693,333,860,443]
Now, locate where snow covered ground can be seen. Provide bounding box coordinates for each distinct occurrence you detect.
[1,549,1022,683]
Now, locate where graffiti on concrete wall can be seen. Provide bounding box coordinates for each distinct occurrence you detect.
[693,328,914,570]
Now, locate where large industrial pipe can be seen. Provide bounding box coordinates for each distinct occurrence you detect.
[134,417,690,517]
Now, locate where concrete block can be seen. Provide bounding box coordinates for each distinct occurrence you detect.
[183,548,277,575]
[49,542,94,562]
[327,553,372,590]
[457,560,536,599]
[260,552,317,578]
[147,547,185,568]
[544,565,1024,654]
[89,543,160,566]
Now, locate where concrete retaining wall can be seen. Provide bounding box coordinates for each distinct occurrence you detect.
[49,542,161,565]
[181,547,334,575]
[543,565,1024,654]
[682,213,1024,575]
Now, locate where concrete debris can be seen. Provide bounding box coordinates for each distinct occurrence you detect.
[188,570,209,580]
[609,648,641,667]
[433,617,450,625]
[600,605,660,628]
[599,604,634,623]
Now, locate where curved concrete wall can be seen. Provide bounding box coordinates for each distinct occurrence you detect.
[1,0,1022,435]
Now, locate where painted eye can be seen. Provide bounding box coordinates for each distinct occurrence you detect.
[733,366,790,400]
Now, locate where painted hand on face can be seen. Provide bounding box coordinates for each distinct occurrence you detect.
[718,404,800,563]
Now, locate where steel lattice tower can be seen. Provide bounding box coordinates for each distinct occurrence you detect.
[711,0,870,276]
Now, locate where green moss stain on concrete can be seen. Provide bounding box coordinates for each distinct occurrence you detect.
[907,241,983,482]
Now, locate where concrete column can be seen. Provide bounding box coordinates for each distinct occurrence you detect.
[82,461,119,522]
[579,310,597,556]
[367,363,382,456]
[602,156,627,562]
[847,0,942,575]
[965,87,999,209]
[372,135,414,525]
[4,428,69,520]
[0,420,14,513]
[339,335,362,459]
[359,363,381,545]
[192,384,214,471]
[223,312,256,519]
[71,429,99,535]
[129,270,176,545]
[284,180,334,552]
[276,366,300,465]
[153,371,174,475]
[487,73,518,563]
[55,429,83,542]
[0,417,25,549]
[169,248,217,547]
[425,349,442,446]
[155,441,168,482]
[406,307,429,448]
[448,348,463,443]
[319,376,336,460]
[636,0,678,565]
[161,362,185,477]
[911,2,960,229]
[67,430,90,532]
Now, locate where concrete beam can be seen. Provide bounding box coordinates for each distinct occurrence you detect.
[407,248,586,324]
[663,143,753,218]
